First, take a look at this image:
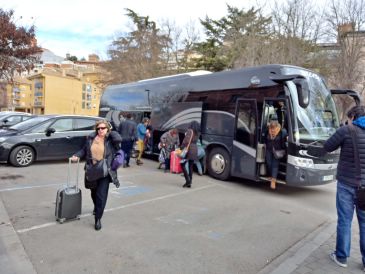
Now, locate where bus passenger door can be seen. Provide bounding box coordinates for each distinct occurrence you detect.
[231,99,258,180]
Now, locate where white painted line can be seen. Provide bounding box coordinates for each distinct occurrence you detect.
[16,184,214,234]
[0,171,163,192]
[0,183,62,192]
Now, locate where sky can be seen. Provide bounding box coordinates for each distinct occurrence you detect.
[1,0,261,61]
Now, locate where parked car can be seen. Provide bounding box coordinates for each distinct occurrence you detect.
[0,115,103,167]
[0,111,34,129]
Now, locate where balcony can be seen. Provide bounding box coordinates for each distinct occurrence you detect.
[33,101,43,107]
[34,92,43,97]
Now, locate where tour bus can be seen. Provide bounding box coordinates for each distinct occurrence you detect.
[99,64,359,186]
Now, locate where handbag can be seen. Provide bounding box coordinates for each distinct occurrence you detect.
[111,150,124,171]
[85,158,108,182]
[176,129,193,159]
[84,177,97,189]
[348,124,365,210]
[273,147,285,159]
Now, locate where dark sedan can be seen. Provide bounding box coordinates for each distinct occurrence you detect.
[0,115,103,167]
[0,111,34,129]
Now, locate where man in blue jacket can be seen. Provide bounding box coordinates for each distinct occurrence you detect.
[324,105,365,270]
[136,117,149,165]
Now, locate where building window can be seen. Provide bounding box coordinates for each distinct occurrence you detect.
[82,102,85,109]
[82,83,86,91]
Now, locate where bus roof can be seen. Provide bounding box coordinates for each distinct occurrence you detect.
[100,64,317,111]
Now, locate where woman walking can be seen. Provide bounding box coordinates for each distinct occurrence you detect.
[71,120,122,230]
[264,117,287,190]
[180,121,200,188]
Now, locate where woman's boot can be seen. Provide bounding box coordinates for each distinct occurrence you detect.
[270,178,276,190]
[95,218,102,230]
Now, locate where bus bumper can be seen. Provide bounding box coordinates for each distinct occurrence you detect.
[285,161,337,186]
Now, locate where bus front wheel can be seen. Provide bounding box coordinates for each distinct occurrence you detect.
[207,147,230,180]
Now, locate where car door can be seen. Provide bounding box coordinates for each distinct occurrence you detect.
[71,118,97,153]
[41,118,75,159]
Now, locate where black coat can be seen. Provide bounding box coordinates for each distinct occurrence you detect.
[75,131,122,184]
[324,124,365,187]
[265,128,288,152]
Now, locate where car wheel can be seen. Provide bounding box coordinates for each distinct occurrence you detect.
[207,147,230,180]
[9,146,35,167]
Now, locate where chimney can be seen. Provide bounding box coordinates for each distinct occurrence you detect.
[338,23,355,38]
[88,54,100,62]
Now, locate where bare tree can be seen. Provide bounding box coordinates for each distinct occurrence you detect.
[325,0,365,92]
[269,0,325,67]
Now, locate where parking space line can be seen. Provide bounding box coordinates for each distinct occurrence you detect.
[0,171,165,193]
[0,183,62,192]
[16,184,214,234]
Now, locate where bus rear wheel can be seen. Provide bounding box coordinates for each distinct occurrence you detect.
[207,147,230,180]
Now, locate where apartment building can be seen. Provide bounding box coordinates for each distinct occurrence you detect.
[27,62,102,116]
[0,77,33,113]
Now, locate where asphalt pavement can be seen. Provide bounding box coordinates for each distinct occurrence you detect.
[1,159,361,274]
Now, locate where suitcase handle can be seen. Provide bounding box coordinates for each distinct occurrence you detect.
[67,158,80,191]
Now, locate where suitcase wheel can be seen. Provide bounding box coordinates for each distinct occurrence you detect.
[58,218,65,224]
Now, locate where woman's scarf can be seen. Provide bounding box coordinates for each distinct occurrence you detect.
[269,124,281,139]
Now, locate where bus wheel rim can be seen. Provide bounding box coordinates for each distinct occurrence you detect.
[211,154,225,174]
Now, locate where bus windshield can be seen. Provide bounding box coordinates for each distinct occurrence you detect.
[287,72,339,143]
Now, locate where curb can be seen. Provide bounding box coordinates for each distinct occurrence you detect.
[0,197,37,274]
[258,219,336,274]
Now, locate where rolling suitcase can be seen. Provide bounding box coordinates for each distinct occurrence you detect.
[55,158,82,223]
[170,150,183,174]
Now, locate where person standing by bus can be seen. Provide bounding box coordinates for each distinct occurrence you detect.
[264,116,287,190]
[324,105,365,270]
[159,128,180,172]
[180,121,200,188]
[136,118,149,165]
[118,113,137,167]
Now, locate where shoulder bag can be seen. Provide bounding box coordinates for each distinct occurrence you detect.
[272,131,286,160]
[85,158,108,183]
[85,140,109,185]
[348,124,365,210]
[177,129,193,159]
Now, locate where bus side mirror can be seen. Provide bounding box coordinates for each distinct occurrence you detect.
[294,79,310,108]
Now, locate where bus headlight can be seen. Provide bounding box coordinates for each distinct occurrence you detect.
[293,156,314,168]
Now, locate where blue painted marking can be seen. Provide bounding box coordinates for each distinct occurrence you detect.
[116,186,151,196]
[207,231,223,240]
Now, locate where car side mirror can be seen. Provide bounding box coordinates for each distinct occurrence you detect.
[294,79,310,108]
[45,127,56,136]
[3,119,8,124]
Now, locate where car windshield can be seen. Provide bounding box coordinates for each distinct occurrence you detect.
[10,116,50,131]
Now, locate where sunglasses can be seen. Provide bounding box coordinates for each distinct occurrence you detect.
[97,127,107,130]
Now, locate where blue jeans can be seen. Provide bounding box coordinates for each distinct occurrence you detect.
[336,181,365,265]
[265,150,279,178]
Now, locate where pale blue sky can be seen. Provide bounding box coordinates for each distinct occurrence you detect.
[2,0,328,60]
[1,0,256,60]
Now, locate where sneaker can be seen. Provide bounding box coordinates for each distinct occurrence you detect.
[330,252,347,268]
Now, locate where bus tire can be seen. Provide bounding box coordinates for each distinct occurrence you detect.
[207,147,230,180]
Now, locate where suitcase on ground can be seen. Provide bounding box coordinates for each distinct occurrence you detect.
[55,159,82,223]
[170,150,183,174]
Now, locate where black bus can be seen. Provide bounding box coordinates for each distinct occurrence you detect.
[99,65,359,186]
